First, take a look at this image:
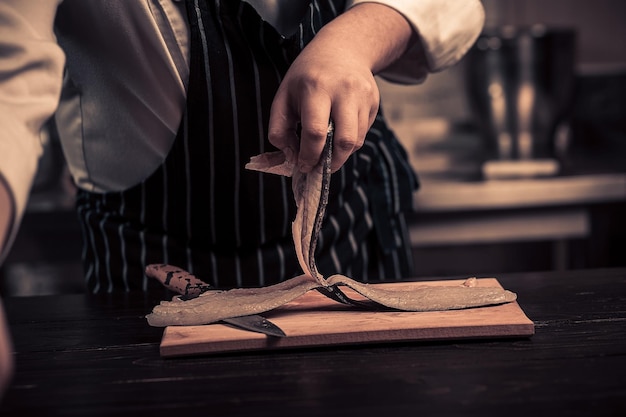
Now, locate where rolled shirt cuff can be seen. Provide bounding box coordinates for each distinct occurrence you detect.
[347,0,485,84]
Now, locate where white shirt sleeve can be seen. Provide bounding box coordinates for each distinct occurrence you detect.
[0,0,65,262]
[346,0,485,84]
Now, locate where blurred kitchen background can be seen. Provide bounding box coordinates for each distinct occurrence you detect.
[1,0,625,296]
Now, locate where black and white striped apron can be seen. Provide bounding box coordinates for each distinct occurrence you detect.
[76,0,418,293]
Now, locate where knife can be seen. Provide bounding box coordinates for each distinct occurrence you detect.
[145,264,286,338]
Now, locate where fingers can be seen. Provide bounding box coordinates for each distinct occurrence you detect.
[267,89,300,165]
[269,102,376,173]
[268,82,335,173]
[268,72,379,173]
[330,85,380,171]
[297,93,332,172]
[329,103,361,173]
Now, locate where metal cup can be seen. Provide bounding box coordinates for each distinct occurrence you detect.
[465,25,577,164]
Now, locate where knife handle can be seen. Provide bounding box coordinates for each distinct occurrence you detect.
[145,264,213,298]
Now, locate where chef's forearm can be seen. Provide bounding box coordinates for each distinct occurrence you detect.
[315,2,417,76]
[0,0,65,265]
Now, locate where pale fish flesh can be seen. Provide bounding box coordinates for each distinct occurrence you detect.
[145,123,517,327]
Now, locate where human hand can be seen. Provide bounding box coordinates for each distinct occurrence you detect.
[268,3,415,173]
[268,33,379,173]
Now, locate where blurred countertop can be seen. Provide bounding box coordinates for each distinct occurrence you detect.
[390,118,626,253]
[414,173,626,213]
[390,119,626,214]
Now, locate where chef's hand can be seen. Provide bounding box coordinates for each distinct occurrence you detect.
[268,3,416,173]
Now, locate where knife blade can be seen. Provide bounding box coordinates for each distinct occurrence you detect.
[145,264,286,337]
[222,315,286,338]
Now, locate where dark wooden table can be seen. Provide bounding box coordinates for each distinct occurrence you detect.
[1,268,625,417]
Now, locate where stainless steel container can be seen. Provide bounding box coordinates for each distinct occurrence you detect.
[465,25,577,165]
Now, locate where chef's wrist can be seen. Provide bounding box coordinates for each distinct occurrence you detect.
[319,2,417,75]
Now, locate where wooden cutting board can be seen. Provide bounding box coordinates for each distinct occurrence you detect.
[159,278,534,357]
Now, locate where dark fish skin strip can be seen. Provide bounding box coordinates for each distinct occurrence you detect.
[292,122,371,306]
[308,122,334,280]
[302,122,374,308]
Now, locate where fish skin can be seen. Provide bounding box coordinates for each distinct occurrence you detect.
[246,122,334,286]
[326,275,517,311]
[145,123,521,328]
[245,151,295,177]
[145,274,517,326]
[145,264,287,336]
[146,274,319,327]
[290,123,334,285]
